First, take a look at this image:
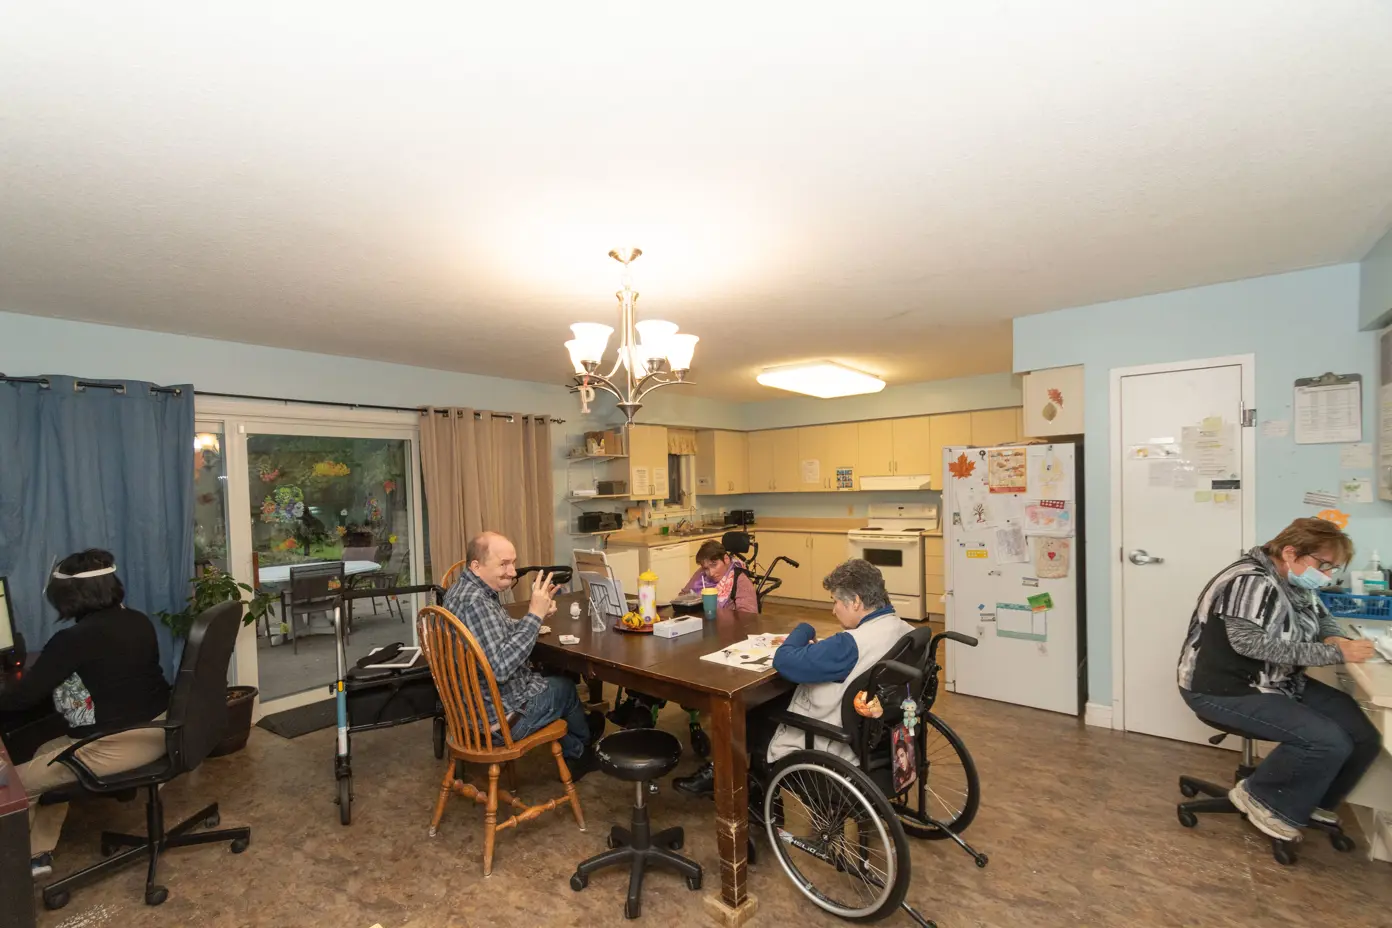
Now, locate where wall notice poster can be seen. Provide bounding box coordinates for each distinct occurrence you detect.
[995,524,1029,563]
[1026,445,1072,500]
[1294,376,1362,445]
[1034,537,1071,579]
[801,459,820,484]
[835,466,854,490]
[988,448,1027,493]
[997,602,1047,641]
[1181,424,1237,478]
[1023,501,1073,537]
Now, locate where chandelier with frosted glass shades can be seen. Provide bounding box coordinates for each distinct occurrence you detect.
[564,247,698,424]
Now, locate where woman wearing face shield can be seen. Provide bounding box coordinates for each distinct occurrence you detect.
[0,550,170,878]
[1176,518,1382,843]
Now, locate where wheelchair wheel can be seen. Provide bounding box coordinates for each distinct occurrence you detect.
[764,750,910,922]
[889,713,980,839]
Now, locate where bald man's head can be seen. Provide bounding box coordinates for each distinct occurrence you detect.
[467,531,518,592]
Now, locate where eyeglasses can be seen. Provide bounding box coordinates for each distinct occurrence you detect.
[1302,554,1341,573]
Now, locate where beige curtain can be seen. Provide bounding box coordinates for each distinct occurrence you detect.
[667,428,697,455]
[420,408,554,583]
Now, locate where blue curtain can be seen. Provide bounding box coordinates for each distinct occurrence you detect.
[0,375,194,677]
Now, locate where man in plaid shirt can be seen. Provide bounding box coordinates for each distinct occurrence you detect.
[443,532,598,777]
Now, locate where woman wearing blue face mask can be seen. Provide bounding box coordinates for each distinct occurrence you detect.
[1176,517,1382,843]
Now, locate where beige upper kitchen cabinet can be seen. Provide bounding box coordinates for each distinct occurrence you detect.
[695,429,749,495]
[747,430,774,492]
[771,429,801,493]
[928,413,973,487]
[822,422,858,490]
[625,424,669,499]
[969,408,1021,446]
[796,426,829,491]
[856,419,894,480]
[890,417,933,475]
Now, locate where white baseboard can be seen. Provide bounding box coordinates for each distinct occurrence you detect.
[1084,702,1115,729]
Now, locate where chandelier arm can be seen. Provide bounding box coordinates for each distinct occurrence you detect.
[635,377,691,402]
[572,373,622,400]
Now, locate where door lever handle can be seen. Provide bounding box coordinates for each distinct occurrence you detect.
[1129,549,1164,566]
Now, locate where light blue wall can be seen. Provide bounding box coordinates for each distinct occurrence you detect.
[740,372,1021,430]
[1360,225,1392,330]
[1014,263,1387,707]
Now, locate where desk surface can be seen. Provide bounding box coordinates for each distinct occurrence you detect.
[1344,659,1392,708]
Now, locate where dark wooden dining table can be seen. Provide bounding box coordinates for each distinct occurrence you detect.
[507,592,837,927]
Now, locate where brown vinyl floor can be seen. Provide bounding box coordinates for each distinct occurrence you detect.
[29,626,1392,927]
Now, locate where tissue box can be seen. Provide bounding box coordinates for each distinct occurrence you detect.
[653,616,704,639]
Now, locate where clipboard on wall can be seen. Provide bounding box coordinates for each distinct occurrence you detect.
[1293,372,1362,445]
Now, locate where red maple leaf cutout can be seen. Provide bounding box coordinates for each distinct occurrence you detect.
[1047,388,1064,406]
[948,453,976,479]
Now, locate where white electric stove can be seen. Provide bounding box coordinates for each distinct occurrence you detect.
[846,503,939,620]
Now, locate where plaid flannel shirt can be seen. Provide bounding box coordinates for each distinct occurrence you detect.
[443,569,545,724]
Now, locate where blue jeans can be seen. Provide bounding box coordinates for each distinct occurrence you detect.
[1181,678,1383,827]
[508,676,589,759]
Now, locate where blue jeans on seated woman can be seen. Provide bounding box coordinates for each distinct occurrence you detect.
[505,676,589,759]
[1181,677,1382,828]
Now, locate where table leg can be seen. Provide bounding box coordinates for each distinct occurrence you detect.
[705,694,758,927]
[0,804,36,928]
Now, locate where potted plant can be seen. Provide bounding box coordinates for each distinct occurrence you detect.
[159,569,277,757]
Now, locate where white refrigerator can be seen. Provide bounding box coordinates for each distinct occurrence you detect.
[943,441,1085,716]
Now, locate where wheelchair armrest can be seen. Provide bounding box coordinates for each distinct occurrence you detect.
[865,659,922,693]
[767,709,853,746]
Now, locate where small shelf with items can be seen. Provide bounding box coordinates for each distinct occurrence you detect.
[568,494,630,503]
[567,453,628,463]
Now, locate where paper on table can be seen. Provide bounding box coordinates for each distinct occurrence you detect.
[995,524,1029,564]
[1294,381,1362,444]
[1026,445,1072,500]
[1341,443,1373,470]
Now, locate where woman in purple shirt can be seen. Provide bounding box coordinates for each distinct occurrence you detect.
[680,540,759,614]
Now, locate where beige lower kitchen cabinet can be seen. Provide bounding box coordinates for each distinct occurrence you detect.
[754,531,811,599]
[807,533,849,601]
[923,536,944,614]
[605,546,641,596]
[648,542,694,602]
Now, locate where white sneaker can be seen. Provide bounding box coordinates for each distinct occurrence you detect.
[1310,807,1340,827]
[1229,780,1301,842]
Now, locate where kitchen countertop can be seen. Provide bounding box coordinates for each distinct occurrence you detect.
[608,521,943,547]
[607,528,744,548]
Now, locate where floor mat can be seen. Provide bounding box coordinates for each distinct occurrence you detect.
[256,699,336,739]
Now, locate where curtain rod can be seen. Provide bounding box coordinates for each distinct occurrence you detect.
[198,389,563,423]
[0,372,182,395]
[1,377,565,423]
[421,408,565,424]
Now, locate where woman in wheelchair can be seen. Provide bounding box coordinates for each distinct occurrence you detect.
[1177,517,1382,843]
[610,540,759,764]
[674,558,913,796]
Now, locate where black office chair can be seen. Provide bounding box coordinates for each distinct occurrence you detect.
[1177,723,1356,865]
[570,729,702,919]
[40,601,252,910]
[284,560,345,651]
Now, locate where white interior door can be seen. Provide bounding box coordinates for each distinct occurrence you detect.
[1117,359,1253,744]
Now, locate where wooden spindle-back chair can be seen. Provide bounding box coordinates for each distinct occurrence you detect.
[438,558,469,591]
[416,605,586,875]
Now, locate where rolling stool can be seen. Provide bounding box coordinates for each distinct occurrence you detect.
[1177,727,1356,865]
[570,729,703,919]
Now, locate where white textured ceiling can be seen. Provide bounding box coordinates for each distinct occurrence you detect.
[3,2,1391,400]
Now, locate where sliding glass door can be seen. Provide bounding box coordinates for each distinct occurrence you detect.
[195,399,424,715]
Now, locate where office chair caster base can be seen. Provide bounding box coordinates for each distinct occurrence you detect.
[204,812,221,829]
[145,886,169,906]
[230,836,250,853]
[570,872,588,891]
[42,889,70,911]
[625,899,641,920]
[1177,809,1199,828]
[1331,832,1356,852]
[686,873,702,890]
[1179,782,1200,799]
[1272,840,1296,866]
[974,852,989,868]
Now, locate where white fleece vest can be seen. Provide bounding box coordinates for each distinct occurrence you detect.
[767,613,914,764]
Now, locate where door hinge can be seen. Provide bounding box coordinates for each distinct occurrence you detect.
[1241,408,1256,428]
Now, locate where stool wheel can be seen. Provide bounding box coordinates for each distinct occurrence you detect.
[1331,832,1356,853]
[1272,842,1296,866]
[606,834,620,849]
[570,872,588,892]
[686,873,702,890]
[1177,809,1198,828]
[1178,783,1199,799]
[625,900,641,919]
[668,835,684,850]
